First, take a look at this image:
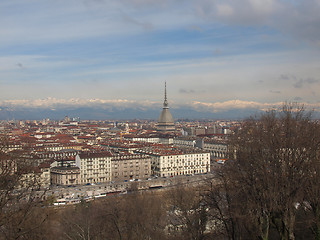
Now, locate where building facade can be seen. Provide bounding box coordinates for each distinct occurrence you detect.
[75,152,112,184]
[151,151,210,177]
[111,154,151,182]
[196,139,228,159]
[50,166,80,186]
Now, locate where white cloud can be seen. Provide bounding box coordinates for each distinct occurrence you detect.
[191,100,281,112]
[1,98,320,115]
[0,0,320,108]
[0,98,159,110]
[194,0,320,44]
[190,100,320,113]
[216,4,234,18]
[248,0,276,15]
[1,0,319,46]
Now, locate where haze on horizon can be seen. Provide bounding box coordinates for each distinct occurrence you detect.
[1,0,320,119]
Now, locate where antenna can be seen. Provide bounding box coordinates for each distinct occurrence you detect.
[163,81,168,107]
[165,81,167,101]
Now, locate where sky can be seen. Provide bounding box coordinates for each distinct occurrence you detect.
[1,0,320,119]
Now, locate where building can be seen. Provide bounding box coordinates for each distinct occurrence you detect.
[196,138,228,159]
[20,165,52,189]
[153,152,210,177]
[50,166,80,186]
[157,82,175,133]
[151,150,210,177]
[137,145,210,177]
[173,137,197,148]
[111,153,151,182]
[75,152,112,184]
[38,162,51,187]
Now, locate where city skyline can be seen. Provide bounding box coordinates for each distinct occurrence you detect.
[1,0,320,119]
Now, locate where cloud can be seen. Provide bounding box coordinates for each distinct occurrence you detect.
[2,98,320,120]
[213,48,222,55]
[195,0,279,25]
[1,0,320,48]
[274,0,320,45]
[216,4,234,18]
[190,100,320,113]
[269,90,281,94]
[194,0,320,44]
[1,0,320,108]
[179,88,195,94]
[0,55,75,72]
[0,98,159,110]
[16,63,23,68]
[191,100,278,112]
[293,78,320,89]
[188,25,203,32]
[278,74,320,89]
[279,74,292,81]
[121,14,154,31]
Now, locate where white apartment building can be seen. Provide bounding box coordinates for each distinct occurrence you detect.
[137,146,211,177]
[152,151,210,177]
[75,152,112,184]
[129,137,160,143]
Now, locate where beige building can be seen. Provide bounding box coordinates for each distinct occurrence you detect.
[20,165,51,189]
[136,146,210,177]
[38,163,51,187]
[152,152,210,177]
[196,139,228,159]
[111,154,151,182]
[50,166,80,186]
[75,152,112,184]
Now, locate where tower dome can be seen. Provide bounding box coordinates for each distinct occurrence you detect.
[157,82,175,133]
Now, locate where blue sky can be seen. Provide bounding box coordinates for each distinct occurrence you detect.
[1,0,320,118]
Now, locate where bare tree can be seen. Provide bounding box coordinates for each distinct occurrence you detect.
[60,191,167,240]
[0,135,48,239]
[301,119,320,239]
[112,191,166,240]
[203,171,253,240]
[207,103,319,240]
[166,185,210,240]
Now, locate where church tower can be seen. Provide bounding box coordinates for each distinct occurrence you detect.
[157,82,175,133]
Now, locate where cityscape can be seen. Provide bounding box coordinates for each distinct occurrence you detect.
[1,84,232,193]
[1,0,320,239]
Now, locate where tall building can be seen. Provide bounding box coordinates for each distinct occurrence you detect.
[157,82,175,133]
[111,154,151,182]
[136,145,210,177]
[75,152,112,184]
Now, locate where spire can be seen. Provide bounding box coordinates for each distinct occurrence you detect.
[157,81,175,133]
[163,81,168,108]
